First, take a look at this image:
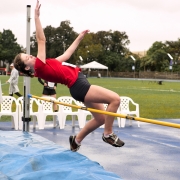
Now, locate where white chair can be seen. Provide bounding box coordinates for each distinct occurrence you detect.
[57,96,81,128]
[74,100,93,128]
[0,96,18,130]
[117,96,140,127]
[39,96,62,129]
[17,97,44,130]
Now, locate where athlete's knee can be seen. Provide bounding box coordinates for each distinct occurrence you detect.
[93,114,105,125]
[111,94,120,107]
[117,96,121,106]
[96,117,105,126]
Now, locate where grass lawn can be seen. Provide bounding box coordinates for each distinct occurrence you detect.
[1,75,180,121]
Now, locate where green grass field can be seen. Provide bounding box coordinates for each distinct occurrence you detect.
[1,75,180,121]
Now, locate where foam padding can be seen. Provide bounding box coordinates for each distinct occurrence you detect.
[0,131,122,180]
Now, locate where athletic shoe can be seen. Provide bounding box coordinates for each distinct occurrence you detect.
[102,133,125,147]
[69,135,81,152]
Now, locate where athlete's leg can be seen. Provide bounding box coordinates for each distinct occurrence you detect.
[76,85,120,143]
[75,102,105,143]
[85,85,120,133]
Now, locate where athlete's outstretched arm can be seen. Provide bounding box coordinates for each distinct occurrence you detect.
[35,0,46,63]
[56,30,89,62]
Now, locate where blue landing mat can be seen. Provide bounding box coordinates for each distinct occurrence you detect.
[0,131,122,180]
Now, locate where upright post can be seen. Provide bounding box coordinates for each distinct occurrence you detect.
[22,5,31,132]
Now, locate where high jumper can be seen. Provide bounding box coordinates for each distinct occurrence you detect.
[14,0,124,152]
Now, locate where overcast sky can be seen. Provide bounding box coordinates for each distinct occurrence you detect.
[1,0,180,52]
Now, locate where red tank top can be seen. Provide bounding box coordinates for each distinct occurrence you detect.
[34,58,80,88]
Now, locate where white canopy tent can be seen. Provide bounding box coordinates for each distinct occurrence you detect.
[80,61,108,77]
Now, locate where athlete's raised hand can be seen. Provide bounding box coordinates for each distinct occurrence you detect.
[35,0,41,18]
[78,30,90,40]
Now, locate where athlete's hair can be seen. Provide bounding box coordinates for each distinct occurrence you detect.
[14,53,34,78]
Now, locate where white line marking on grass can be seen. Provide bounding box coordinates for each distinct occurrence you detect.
[112,87,180,93]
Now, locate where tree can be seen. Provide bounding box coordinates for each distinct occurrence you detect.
[0,29,21,63]
[104,52,121,71]
[30,25,56,57]
[145,41,169,71]
[94,30,130,71]
[53,21,77,64]
[30,21,131,71]
[165,39,180,71]
[30,21,78,64]
[76,33,103,64]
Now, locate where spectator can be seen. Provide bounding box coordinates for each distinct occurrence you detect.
[6,63,22,97]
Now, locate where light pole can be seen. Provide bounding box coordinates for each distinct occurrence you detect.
[79,56,83,63]
[87,50,90,63]
[167,53,173,75]
[130,55,136,78]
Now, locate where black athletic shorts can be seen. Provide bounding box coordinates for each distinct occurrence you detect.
[42,88,56,96]
[69,72,91,102]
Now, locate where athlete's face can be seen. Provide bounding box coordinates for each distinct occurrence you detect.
[21,53,36,69]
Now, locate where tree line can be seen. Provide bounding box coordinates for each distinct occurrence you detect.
[1,20,180,72]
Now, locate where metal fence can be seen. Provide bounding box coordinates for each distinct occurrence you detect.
[87,71,180,80]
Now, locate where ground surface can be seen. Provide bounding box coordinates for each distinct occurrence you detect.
[0,119,180,180]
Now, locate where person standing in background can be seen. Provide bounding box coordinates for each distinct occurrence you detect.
[6,63,22,97]
[38,78,59,125]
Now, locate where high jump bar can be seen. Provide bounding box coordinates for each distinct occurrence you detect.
[28,94,180,129]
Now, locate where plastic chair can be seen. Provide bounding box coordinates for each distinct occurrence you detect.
[0,96,18,130]
[17,97,44,130]
[74,100,93,128]
[117,96,140,127]
[39,96,62,129]
[57,96,81,128]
